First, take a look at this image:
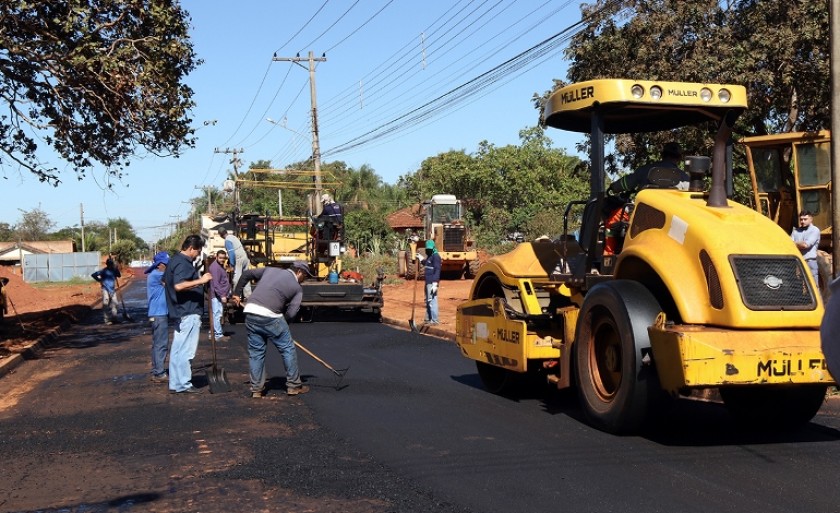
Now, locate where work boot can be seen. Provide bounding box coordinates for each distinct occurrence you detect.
[286,385,310,396]
[150,373,169,384]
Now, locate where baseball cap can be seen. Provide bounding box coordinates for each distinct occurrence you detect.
[320,193,331,203]
[144,251,170,274]
[425,240,436,250]
[291,260,315,277]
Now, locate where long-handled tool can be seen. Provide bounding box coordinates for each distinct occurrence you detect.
[205,293,231,393]
[4,290,29,333]
[294,340,349,390]
[118,290,133,322]
[408,259,421,332]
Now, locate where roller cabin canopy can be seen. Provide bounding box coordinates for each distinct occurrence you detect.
[543,79,747,134]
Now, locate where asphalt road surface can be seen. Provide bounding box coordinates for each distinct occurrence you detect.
[3,278,840,512]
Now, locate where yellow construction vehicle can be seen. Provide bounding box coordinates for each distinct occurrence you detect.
[206,166,384,320]
[229,210,384,319]
[456,79,834,434]
[741,131,833,294]
[402,194,479,280]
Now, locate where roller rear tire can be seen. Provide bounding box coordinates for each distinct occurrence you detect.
[574,280,668,434]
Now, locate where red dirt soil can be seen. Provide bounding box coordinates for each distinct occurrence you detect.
[0,266,130,354]
[0,264,470,355]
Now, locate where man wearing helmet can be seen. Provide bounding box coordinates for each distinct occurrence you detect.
[320,193,343,225]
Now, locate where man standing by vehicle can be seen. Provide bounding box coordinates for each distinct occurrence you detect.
[423,240,442,325]
[165,235,212,394]
[218,228,249,293]
[145,251,170,383]
[792,210,821,287]
[91,257,122,325]
[208,250,231,342]
[231,260,313,398]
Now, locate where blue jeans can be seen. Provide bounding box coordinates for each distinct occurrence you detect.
[245,313,302,393]
[150,316,169,376]
[169,314,201,392]
[210,297,224,338]
[806,258,819,288]
[425,283,439,323]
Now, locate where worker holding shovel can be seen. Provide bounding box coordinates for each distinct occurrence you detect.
[91,257,121,325]
[231,260,314,398]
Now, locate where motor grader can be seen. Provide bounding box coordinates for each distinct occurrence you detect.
[456,79,834,434]
[740,131,834,296]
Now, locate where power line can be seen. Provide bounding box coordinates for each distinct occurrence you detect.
[322,21,582,157]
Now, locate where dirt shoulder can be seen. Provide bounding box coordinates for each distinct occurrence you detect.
[0,266,123,355]
[0,267,470,358]
[379,278,471,329]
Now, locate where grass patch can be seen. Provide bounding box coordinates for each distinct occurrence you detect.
[30,276,94,289]
[341,254,401,285]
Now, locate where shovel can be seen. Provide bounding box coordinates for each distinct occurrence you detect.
[114,279,133,322]
[118,292,133,322]
[205,293,232,394]
[408,259,421,332]
[294,340,349,390]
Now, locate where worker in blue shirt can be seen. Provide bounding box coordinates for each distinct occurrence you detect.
[91,257,122,325]
[422,240,441,325]
[145,251,170,383]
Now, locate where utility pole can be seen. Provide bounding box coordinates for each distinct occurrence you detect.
[195,185,213,214]
[214,148,244,213]
[273,51,326,215]
[831,0,840,278]
[80,203,85,252]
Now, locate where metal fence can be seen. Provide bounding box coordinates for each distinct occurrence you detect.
[23,252,101,283]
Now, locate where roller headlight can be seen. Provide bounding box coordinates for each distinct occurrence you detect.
[700,88,713,102]
[631,84,645,99]
[718,88,731,103]
[650,86,663,100]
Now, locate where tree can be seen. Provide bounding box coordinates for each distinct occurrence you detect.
[344,209,392,255]
[399,126,586,242]
[15,207,55,240]
[0,222,13,242]
[0,0,199,185]
[547,0,830,172]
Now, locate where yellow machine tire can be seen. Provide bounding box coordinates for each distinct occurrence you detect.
[574,280,666,434]
[719,385,827,429]
[465,259,480,280]
[817,250,833,302]
[476,361,518,395]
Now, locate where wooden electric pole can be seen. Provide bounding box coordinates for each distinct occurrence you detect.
[831,0,840,279]
[214,147,244,213]
[273,51,326,215]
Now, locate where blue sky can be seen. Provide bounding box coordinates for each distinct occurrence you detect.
[2,0,586,244]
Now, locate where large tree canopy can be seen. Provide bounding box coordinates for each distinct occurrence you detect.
[542,0,829,171]
[399,127,587,242]
[0,0,199,185]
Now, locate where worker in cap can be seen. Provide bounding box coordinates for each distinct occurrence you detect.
[231,259,314,398]
[423,239,441,325]
[318,191,343,226]
[146,251,171,383]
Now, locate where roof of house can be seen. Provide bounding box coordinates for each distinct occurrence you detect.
[0,241,75,262]
[0,240,74,254]
[386,204,424,231]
